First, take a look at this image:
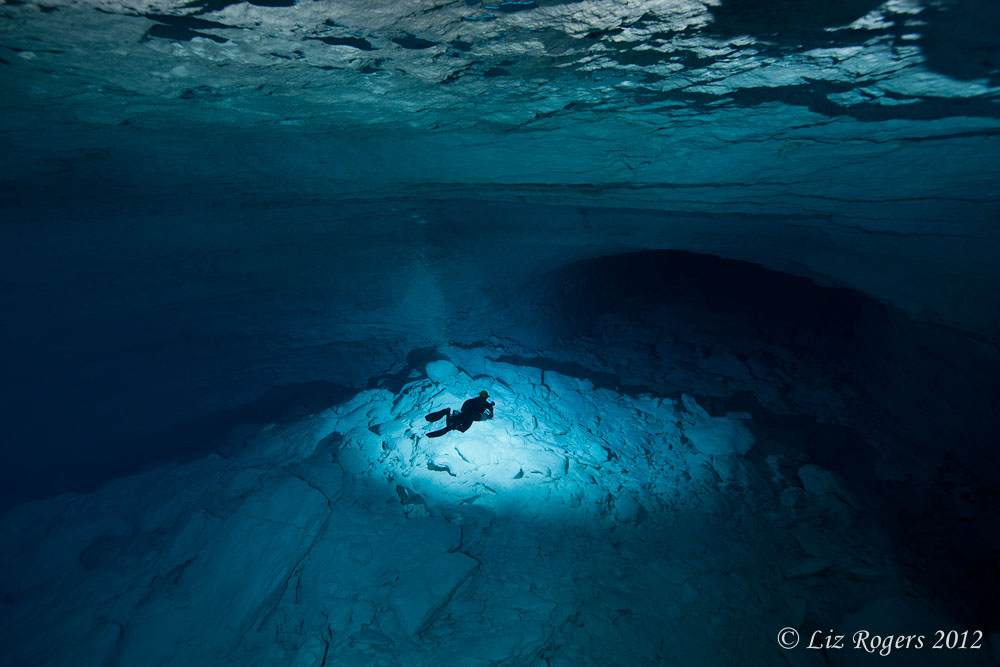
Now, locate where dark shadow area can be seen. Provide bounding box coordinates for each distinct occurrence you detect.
[366,347,447,393]
[528,248,1000,630]
[491,1,538,14]
[147,23,229,44]
[392,35,438,50]
[143,13,235,31]
[550,249,865,344]
[703,390,1000,631]
[143,14,236,44]
[707,0,885,45]
[707,0,1000,88]
[908,0,1000,86]
[0,381,356,513]
[405,346,446,370]
[151,380,358,461]
[182,0,296,13]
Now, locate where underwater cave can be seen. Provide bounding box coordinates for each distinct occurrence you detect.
[1,1,999,666]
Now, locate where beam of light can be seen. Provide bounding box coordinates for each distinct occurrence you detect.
[323,353,754,523]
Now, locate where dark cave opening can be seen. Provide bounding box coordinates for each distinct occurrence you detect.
[2,212,998,666]
[530,248,1000,629]
[2,0,1000,661]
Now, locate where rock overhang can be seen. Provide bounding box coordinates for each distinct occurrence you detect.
[1,0,999,339]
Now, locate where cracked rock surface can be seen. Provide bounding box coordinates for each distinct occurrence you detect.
[2,5,999,663]
[2,247,999,665]
[4,347,990,666]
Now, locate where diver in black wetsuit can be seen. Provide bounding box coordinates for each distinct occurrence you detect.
[424,391,495,438]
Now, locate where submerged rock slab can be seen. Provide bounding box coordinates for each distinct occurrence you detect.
[685,416,756,456]
[390,551,478,636]
[0,351,983,665]
[119,474,331,665]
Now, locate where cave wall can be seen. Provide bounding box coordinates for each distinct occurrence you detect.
[3,0,998,332]
[1,0,999,508]
[4,198,999,510]
[3,0,999,339]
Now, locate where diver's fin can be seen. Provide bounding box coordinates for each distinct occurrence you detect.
[426,427,450,438]
[425,409,449,423]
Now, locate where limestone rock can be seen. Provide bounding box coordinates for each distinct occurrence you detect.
[390,551,478,636]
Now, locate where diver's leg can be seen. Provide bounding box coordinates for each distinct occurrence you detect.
[425,408,450,422]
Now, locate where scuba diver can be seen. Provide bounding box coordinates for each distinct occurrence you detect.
[424,390,495,438]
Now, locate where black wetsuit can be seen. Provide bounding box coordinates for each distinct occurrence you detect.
[448,395,494,432]
[425,395,494,437]
[460,396,494,421]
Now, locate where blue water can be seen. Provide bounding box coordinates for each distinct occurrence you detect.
[2,1,999,665]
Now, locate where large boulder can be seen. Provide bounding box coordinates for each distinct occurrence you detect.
[685,417,755,456]
[426,360,460,383]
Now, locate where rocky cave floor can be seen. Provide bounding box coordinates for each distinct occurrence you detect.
[2,261,999,667]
